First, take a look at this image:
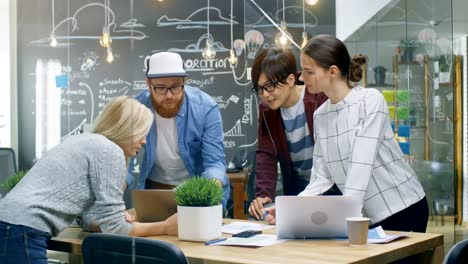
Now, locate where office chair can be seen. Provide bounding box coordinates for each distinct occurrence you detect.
[82,233,188,264]
[444,239,468,264]
[0,147,17,197]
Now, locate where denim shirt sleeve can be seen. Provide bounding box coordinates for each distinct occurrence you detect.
[199,106,228,185]
[198,106,230,208]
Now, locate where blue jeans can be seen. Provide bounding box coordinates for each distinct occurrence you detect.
[0,221,50,264]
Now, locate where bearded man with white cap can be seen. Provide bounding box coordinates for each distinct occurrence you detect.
[127,52,230,208]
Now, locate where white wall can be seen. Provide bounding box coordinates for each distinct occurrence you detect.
[336,0,392,41]
[0,0,11,147]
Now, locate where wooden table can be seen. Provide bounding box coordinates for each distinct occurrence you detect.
[48,219,444,264]
[227,169,249,219]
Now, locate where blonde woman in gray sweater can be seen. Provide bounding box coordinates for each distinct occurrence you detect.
[0,96,177,264]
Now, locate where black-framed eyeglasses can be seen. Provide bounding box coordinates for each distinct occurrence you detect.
[150,84,184,95]
[251,78,286,95]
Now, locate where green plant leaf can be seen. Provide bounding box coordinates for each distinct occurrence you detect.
[174,176,223,207]
[0,170,28,192]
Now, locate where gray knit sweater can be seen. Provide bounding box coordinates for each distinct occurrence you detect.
[0,133,132,236]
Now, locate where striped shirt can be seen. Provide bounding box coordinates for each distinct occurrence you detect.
[280,88,313,181]
[299,87,425,224]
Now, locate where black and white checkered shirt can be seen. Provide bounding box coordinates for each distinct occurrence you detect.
[299,86,425,224]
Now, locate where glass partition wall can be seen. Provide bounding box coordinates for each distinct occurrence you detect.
[346,0,460,252]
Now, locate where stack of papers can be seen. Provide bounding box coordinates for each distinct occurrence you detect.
[221,221,274,234]
[368,226,407,244]
[207,234,286,247]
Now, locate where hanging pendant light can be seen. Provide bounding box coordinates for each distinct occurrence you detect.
[300,0,308,49]
[227,0,237,66]
[100,0,112,48]
[100,27,112,48]
[202,39,216,60]
[301,32,308,49]
[274,0,292,48]
[305,0,319,5]
[106,46,114,63]
[202,0,216,60]
[228,49,237,65]
[275,21,292,48]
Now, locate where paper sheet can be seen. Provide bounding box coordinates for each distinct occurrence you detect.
[221,221,274,234]
[208,234,287,247]
[368,226,407,244]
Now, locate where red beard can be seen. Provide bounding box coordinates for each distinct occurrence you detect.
[151,93,184,118]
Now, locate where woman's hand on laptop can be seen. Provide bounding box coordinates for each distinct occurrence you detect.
[249,196,272,220]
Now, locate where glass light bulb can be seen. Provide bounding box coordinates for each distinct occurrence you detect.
[50,35,58,47]
[202,41,216,60]
[305,0,319,5]
[274,29,292,48]
[228,49,238,66]
[106,47,114,63]
[301,32,308,49]
[100,27,112,48]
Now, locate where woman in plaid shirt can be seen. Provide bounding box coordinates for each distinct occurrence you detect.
[264,35,428,233]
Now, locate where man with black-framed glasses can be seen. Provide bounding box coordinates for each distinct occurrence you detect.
[248,48,337,220]
[126,51,230,210]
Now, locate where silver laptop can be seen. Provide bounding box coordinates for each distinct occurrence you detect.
[132,190,177,222]
[276,195,362,239]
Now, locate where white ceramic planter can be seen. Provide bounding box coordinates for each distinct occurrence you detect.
[177,204,222,242]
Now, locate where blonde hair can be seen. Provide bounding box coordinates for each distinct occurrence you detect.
[93,96,153,146]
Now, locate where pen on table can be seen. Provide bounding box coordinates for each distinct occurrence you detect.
[260,211,268,221]
[204,237,227,245]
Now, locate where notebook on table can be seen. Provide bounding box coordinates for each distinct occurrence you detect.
[132,189,177,222]
[275,195,362,239]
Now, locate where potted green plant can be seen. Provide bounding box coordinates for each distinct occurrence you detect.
[399,39,417,62]
[0,170,27,195]
[437,55,451,83]
[373,66,387,86]
[174,176,223,242]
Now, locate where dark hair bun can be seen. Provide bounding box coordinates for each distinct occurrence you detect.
[349,54,368,82]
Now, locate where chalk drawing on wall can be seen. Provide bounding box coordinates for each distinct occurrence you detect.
[61,118,87,140]
[213,95,240,109]
[238,93,259,149]
[133,80,148,91]
[157,7,239,29]
[80,52,100,72]
[247,6,318,29]
[77,81,95,122]
[30,3,148,47]
[97,78,131,109]
[168,33,229,54]
[244,30,264,59]
[225,120,244,137]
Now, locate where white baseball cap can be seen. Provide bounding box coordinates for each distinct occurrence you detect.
[146,52,188,78]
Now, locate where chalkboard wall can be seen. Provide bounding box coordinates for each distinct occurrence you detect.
[17,0,335,169]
